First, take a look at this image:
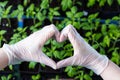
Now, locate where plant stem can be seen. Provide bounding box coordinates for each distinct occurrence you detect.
[7,18,11,27]
[113,39,120,48]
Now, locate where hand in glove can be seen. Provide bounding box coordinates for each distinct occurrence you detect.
[2,24,59,69]
[57,24,109,75]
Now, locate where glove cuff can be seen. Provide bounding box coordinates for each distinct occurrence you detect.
[2,44,21,65]
[85,55,109,75]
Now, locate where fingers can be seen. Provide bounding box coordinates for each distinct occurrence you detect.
[60,24,80,50]
[57,56,75,69]
[40,52,57,69]
[41,24,60,45]
[51,24,60,42]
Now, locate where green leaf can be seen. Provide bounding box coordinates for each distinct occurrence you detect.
[117,0,120,5]
[87,0,96,7]
[76,1,82,6]
[18,5,24,11]
[112,16,120,20]
[46,52,53,57]
[10,10,18,17]
[100,47,105,54]
[9,65,13,70]
[7,74,12,80]
[82,24,93,30]
[92,44,99,49]
[29,62,37,69]
[103,35,110,47]
[101,24,107,35]
[0,1,8,7]
[105,19,111,24]
[40,0,49,9]
[109,24,117,30]
[53,11,60,16]
[65,66,77,77]
[99,0,106,6]
[111,50,120,65]
[4,5,12,16]
[66,11,73,18]
[23,0,28,6]
[32,75,36,80]
[84,74,92,80]
[61,0,72,11]
[0,30,6,35]
[18,12,24,21]
[88,13,99,19]
[71,6,77,14]
[74,12,84,18]
[73,22,81,29]
[45,39,51,45]
[55,75,59,80]
[89,71,94,76]
[1,76,6,80]
[107,0,113,6]
[32,74,41,80]
[94,33,102,41]
[54,7,60,10]
[49,15,53,22]
[27,4,34,11]
[53,51,61,59]
[36,12,45,21]
[85,32,92,37]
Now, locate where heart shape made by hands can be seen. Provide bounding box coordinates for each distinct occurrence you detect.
[43,24,87,70]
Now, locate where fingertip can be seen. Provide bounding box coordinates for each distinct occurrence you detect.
[60,34,68,42]
[51,24,55,26]
[59,28,68,42]
[40,53,57,70]
[51,63,57,70]
[56,61,63,69]
[46,59,57,70]
[66,24,73,28]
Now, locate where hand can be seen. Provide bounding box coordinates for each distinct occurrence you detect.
[57,24,108,75]
[2,24,60,69]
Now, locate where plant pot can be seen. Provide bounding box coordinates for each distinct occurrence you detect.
[19,62,40,74]
[42,73,74,80]
[40,65,64,74]
[92,74,103,80]
[20,74,33,80]
[0,18,17,43]
[47,78,74,80]
[0,65,14,74]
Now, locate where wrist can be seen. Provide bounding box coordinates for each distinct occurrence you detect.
[0,48,9,69]
[2,44,22,65]
[85,54,109,75]
[81,45,109,75]
[100,60,120,80]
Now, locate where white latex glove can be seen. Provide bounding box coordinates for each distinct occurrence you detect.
[2,24,59,69]
[57,24,109,75]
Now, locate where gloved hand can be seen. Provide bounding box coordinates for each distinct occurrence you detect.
[2,24,59,69]
[57,24,109,75]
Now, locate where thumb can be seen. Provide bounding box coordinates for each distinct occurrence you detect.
[57,56,75,69]
[39,53,57,69]
[59,24,79,49]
